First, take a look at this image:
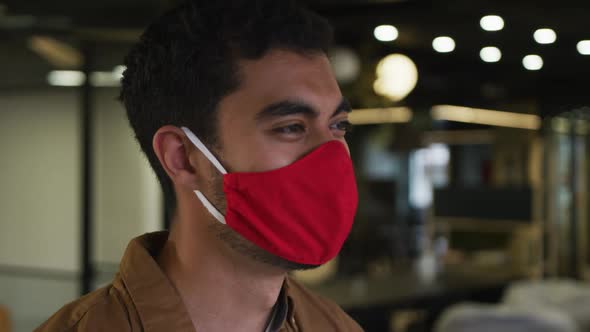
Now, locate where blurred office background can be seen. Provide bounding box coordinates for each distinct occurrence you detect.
[0,0,589,331]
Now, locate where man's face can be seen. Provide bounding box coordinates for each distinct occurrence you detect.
[218,49,350,173]
[205,49,352,270]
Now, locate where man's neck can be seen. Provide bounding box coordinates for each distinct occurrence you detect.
[157,215,287,332]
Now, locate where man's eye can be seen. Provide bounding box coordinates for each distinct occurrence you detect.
[331,120,353,133]
[274,124,306,134]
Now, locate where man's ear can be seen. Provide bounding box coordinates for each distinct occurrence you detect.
[152,125,199,190]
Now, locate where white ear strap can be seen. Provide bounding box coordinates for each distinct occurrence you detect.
[181,126,227,175]
[195,190,226,224]
[181,127,227,224]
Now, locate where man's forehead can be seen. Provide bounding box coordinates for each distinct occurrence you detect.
[220,49,342,120]
[237,50,334,87]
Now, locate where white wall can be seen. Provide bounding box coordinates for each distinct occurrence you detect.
[0,89,80,272]
[0,88,162,270]
[0,88,162,332]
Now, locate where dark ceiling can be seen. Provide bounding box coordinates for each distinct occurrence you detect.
[1,0,589,115]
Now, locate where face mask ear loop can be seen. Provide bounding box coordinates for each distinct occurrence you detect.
[181,126,227,224]
[181,127,227,175]
[195,191,226,224]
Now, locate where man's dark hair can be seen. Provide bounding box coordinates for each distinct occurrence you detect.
[119,0,333,215]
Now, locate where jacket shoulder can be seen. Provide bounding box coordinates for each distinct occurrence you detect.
[35,283,135,332]
[286,277,364,331]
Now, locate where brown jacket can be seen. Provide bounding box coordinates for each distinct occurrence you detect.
[35,232,363,332]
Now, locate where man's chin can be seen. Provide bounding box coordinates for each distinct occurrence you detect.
[210,220,323,271]
[233,242,321,272]
[273,259,321,272]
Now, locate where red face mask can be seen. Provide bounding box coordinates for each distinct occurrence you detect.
[182,127,358,266]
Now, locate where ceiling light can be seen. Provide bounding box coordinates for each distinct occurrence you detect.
[431,105,541,130]
[113,65,126,78]
[349,107,413,125]
[90,66,126,87]
[480,47,502,63]
[47,70,85,87]
[534,28,557,44]
[432,36,456,53]
[48,67,126,87]
[29,36,83,69]
[523,55,543,70]
[329,47,361,84]
[374,25,398,42]
[373,54,419,102]
[577,40,590,55]
[480,15,504,32]
[89,72,121,87]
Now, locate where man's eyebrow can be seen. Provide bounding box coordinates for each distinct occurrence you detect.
[332,98,352,118]
[255,100,318,121]
[255,97,351,122]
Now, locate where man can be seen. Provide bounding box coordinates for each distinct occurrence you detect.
[37,1,361,331]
